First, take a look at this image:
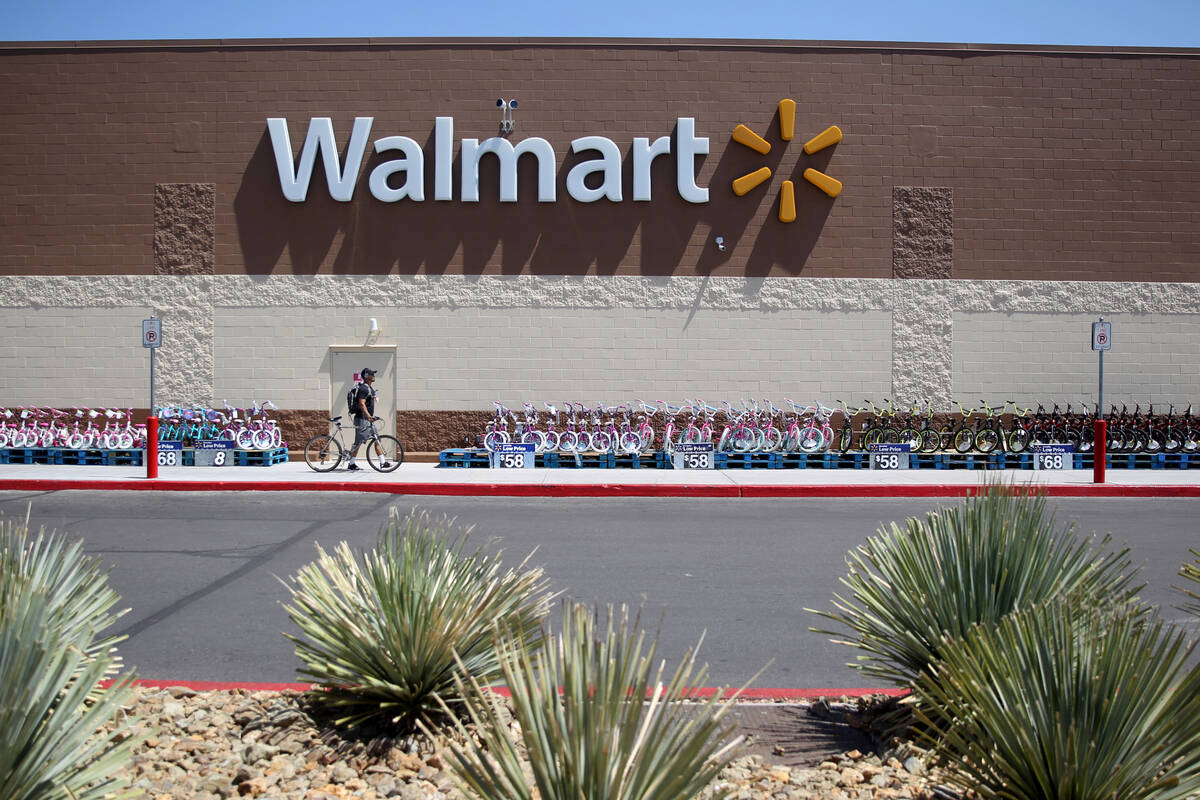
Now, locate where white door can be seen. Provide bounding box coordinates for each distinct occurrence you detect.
[330,348,396,438]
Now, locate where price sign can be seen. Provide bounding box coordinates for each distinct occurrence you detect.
[673,442,714,470]
[157,440,183,467]
[194,439,234,466]
[491,442,535,469]
[869,442,911,470]
[1033,443,1074,470]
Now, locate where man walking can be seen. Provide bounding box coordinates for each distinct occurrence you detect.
[347,367,390,470]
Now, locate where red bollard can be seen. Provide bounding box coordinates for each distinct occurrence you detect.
[147,416,159,479]
[1093,418,1106,484]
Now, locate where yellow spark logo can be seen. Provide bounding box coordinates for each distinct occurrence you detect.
[731,99,842,222]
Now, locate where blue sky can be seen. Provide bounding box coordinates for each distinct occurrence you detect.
[3,0,1198,46]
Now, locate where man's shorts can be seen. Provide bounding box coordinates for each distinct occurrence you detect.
[353,417,377,447]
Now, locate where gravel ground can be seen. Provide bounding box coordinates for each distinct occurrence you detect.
[104,686,964,800]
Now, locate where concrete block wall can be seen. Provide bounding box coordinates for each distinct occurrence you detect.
[2,275,1198,418]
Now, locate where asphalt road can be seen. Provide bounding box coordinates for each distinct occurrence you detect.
[1,490,1196,689]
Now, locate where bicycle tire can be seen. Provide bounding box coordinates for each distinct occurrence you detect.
[1143,430,1164,454]
[1164,428,1183,453]
[482,430,509,452]
[116,431,134,449]
[898,427,922,450]
[253,429,275,450]
[837,426,854,453]
[1007,427,1032,453]
[367,435,403,472]
[732,429,756,453]
[952,427,974,454]
[236,429,257,449]
[974,427,1000,454]
[521,430,548,453]
[270,427,283,448]
[619,431,642,454]
[67,432,86,449]
[762,427,784,453]
[798,427,824,453]
[558,431,579,453]
[304,434,343,472]
[920,428,941,453]
[590,431,612,453]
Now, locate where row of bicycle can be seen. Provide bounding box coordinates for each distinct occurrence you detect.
[0,401,284,451]
[478,399,1200,455]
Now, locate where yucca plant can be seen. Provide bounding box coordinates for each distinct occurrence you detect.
[1177,548,1200,617]
[438,601,750,800]
[809,482,1142,689]
[0,512,142,800]
[282,507,555,732]
[913,600,1200,800]
[0,507,128,680]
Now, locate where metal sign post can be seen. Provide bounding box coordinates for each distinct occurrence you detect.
[142,317,162,479]
[1091,318,1111,484]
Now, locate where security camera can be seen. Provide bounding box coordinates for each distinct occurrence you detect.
[715,236,726,252]
[508,99,518,110]
[497,98,506,107]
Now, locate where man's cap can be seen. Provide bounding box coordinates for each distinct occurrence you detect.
[361,367,377,377]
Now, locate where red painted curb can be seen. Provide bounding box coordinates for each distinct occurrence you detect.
[110,678,904,700]
[2,478,1199,498]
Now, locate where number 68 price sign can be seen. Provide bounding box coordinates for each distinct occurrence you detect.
[673,442,714,470]
[869,442,911,470]
[1033,443,1074,470]
[490,442,535,469]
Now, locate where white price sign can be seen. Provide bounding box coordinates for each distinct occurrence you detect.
[491,442,535,469]
[673,442,714,470]
[1033,444,1074,470]
[869,443,911,470]
[156,440,183,467]
[194,439,234,466]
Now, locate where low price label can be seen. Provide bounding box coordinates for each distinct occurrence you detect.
[194,439,235,467]
[156,440,183,467]
[869,442,911,470]
[491,442,535,469]
[1033,443,1074,470]
[673,442,714,470]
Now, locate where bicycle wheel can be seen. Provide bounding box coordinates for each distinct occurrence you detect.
[761,427,783,453]
[952,427,974,453]
[482,430,509,452]
[798,426,824,453]
[898,427,922,450]
[116,431,134,449]
[270,427,283,448]
[920,428,941,453]
[1143,430,1163,454]
[732,429,756,453]
[974,427,999,454]
[254,429,275,450]
[590,431,612,453]
[619,431,642,454]
[1164,428,1183,453]
[367,435,404,472]
[304,434,343,472]
[558,431,579,453]
[236,429,257,449]
[837,426,854,453]
[1007,426,1031,453]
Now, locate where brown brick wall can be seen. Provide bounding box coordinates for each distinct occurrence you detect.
[1,40,1197,282]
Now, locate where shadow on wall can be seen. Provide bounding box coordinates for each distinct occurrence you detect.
[233,112,837,277]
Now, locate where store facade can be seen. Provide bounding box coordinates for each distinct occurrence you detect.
[1,38,1198,449]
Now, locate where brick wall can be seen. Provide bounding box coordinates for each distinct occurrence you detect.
[1,39,1197,282]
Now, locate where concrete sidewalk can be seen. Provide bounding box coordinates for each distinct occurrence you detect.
[2,459,1198,496]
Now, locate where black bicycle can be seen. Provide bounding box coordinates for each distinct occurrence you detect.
[304,416,403,472]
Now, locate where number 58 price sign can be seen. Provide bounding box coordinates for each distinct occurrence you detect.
[673,442,714,470]
[490,442,535,469]
[868,442,910,470]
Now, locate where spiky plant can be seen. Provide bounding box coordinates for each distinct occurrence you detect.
[913,600,1200,800]
[0,511,142,800]
[438,601,749,800]
[1177,548,1200,617]
[282,508,555,732]
[809,482,1142,689]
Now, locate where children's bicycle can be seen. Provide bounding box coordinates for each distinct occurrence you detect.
[303,415,403,472]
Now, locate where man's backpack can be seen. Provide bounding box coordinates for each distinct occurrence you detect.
[346,382,361,416]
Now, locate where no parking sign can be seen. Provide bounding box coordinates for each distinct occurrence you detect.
[1091,320,1111,351]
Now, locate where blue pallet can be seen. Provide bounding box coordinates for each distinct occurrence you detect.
[614,452,667,469]
[439,448,490,468]
[553,452,616,468]
[715,452,781,469]
[0,448,64,465]
[234,447,289,466]
[60,449,109,465]
[104,449,143,466]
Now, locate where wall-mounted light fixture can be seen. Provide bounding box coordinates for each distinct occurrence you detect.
[715,236,726,252]
[368,317,379,334]
[497,98,518,134]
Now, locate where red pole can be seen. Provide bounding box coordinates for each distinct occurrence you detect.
[1093,418,1106,484]
[147,416,159,479]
